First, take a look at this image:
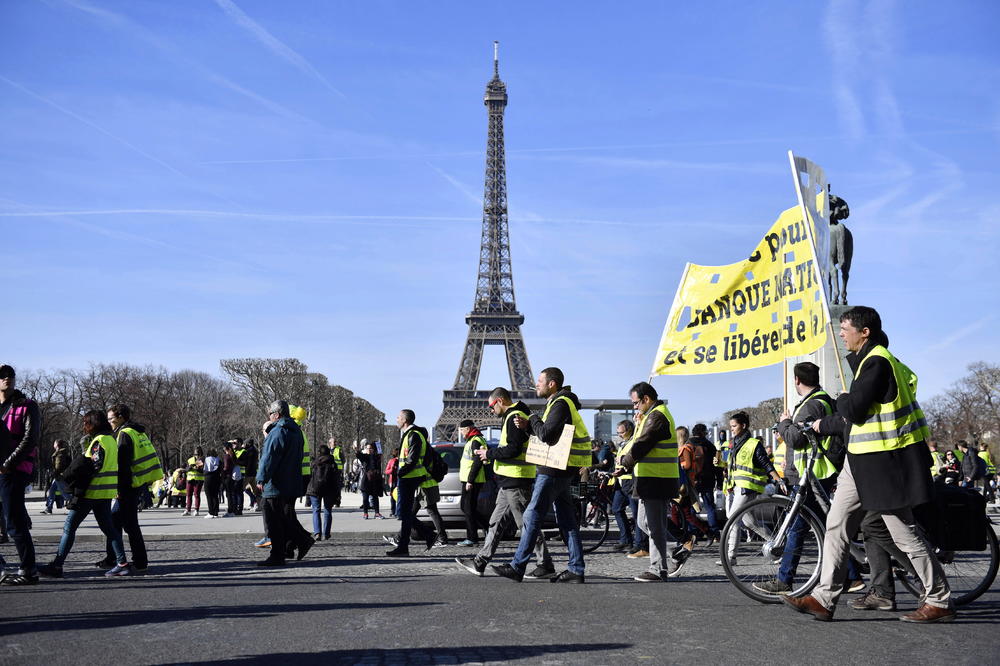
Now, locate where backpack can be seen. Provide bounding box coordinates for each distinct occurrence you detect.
[974,455,987,481]
[423,442,449,483]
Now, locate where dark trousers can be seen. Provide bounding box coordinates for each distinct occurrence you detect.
[461,483,485,541]
[107,489,148,569]
[396,477,433,550]
[262,496,311,561]
[698,490,720,532]
[204,472,221,516]
[0,471,35,573]
[225,478,241,515]
[861,511,918,599]
[611,485,633,546]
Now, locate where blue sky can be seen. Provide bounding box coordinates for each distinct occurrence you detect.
[3,0,998,433]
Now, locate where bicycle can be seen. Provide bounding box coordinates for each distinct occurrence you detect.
[542,471,611,555]
[719,424,998,606]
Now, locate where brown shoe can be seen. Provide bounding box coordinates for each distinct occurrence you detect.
[900,604,956,624]
[626,549,649,559]
[781,594,834,621]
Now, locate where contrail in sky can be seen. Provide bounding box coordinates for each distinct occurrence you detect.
[212,0,346,98]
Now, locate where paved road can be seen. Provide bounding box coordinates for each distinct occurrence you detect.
[1,520,998,665]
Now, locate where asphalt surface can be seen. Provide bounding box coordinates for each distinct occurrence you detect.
[2,496,999,666]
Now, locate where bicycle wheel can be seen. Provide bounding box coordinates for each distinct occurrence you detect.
[896,522,999,606]
[579,503,610,554]
[544,500,610,555]
[719,495,826,604]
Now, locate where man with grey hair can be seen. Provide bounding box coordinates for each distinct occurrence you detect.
[256,400,314,566]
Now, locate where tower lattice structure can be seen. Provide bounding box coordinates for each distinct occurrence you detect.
[434,43,535,441]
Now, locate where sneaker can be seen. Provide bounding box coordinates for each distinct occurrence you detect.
[665,556,687,578]
[194,510,200,516]
[550,570,585,583]
[457,539,477,547]
[844,579,866,593]
[431,540,449,549]
[382,535,399,547]
[491,563,524,582]
[715,558,736,566]
[526,564,556,580]
[38,563,64,578]
[0,573,39,586]
[374,513,386,519]
[254,537,272,548]
[312,533,322,541]
[40,508,53,514]
[850,590,896,611]
[753,579,792,594]
[204,514,216,519]
[626,549,649,559]
[181,510,191,516]
[94,557,115,568]
[634,571,665,582]
[104,563,132,578]
[456,556,487,576]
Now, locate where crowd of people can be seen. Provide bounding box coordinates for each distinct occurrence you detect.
[0,306,995,625]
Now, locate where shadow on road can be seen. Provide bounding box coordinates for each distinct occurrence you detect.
[0,601,441,637]
[213,643,633,665]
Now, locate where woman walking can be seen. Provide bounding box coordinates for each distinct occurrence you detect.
[355,440,384,519]
[37,410,130,578]
[183,446,205,516]
[306,445,338,540]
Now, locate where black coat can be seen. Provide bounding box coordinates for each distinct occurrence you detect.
[357,452,384,496]
[823,339,934,512]
[306,454,338,498]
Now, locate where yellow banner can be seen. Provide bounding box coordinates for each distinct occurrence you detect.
[651,205,828,376]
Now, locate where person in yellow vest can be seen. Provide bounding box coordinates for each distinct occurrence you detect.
[183,446,205,516]
[385,409,437,557]
[493,367,589,583]
[456,387,553,576]
[609,419,642,554]
[289,405,311,503]
[614,382,687,582]
[927,440,943,479]
[772,438,787,479]
[720,411,784,567]
[328,436,345,508]
[103,404,151,573]
[456,419,489,546]
[38,410,130,578]
[758,361,861,595]
[978,442,996,502]
[783,305,953,623]
[169,468,186,508]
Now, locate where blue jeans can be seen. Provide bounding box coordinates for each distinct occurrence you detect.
[0,471,36,573]
[107,490,147,569]
[699,490,720,532]
[611,486,632,546]
[309,495,333,537]
[54,498,126,566]
[46,478,70,510]
[510,474,584,575]
[396,477,433,550]
[629,496,647,548]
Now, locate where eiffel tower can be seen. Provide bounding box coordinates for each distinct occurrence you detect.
[434,42,535,441]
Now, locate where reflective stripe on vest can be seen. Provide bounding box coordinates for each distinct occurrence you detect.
[847,346,930,454]
[400,429,428,479]
[85,434,119,500]
[727,437,767,493]
[631,403,679,479]
[123,428,163,488]
[980,451,996,475]
[460,435,488,483]
[493,409,536,479]
[186,456,204,482]
[541,395,591,468]
[301,431,311,475]
[772,442,786,477]
[791,390,836,480]
[614,438,633,481]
